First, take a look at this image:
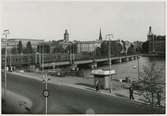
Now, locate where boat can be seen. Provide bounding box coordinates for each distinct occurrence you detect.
[133,66,137,69]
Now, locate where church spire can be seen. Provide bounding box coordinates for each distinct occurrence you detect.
[148,26,153,35]
[99,28,102,41]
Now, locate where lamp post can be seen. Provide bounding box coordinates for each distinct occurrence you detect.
[3,29,10,102]
[69,42,73,64]
[72,42,75,63]
[152,35,155,53]
[106,34,113,93]
[42,73,49,114]
[137,56,140,80]
[40,42,48,114]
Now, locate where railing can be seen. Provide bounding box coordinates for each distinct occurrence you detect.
[1,53,139,67]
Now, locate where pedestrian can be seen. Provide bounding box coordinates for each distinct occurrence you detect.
[156,91,161,106]
[129,86,134,100]
[95,80,99,92]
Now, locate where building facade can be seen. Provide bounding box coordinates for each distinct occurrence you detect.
[147,26,165,55]
[75,41,101,53]
[1,38,44,54]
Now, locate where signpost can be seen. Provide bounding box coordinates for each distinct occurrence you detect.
[43,89,49,98]
[42,73,49,114]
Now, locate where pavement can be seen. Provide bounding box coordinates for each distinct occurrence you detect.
[4,72,163,114]
[2,89,32,114]
[9,71,165,107]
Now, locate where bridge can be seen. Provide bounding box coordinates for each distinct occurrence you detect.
[1,53,139,70]
[41,55,139,69]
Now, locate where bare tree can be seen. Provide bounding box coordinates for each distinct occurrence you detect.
[139,63,165,109]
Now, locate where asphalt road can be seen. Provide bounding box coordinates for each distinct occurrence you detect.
[2,73,163,114]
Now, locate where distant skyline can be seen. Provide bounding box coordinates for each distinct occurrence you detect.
[1,1,165,42]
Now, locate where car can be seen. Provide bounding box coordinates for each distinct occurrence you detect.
[19,70,24,73]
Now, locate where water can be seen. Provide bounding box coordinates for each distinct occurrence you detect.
[83,56,165,81]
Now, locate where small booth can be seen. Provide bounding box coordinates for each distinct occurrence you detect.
[91,69,116,90]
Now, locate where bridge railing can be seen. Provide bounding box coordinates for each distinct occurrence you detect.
[1,53,139,67]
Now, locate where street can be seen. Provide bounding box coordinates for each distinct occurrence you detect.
[2,73,162,114]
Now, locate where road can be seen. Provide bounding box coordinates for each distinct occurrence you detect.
[2,73,162,114]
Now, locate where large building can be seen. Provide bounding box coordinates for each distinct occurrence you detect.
[147,26,165,55]
[75,40,101,53]
[1,38,44,54]
[74,28,103,53]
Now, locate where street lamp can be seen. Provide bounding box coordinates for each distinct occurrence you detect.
[106,34,113,93]
[40,42,49,114]
[2,29,10,102]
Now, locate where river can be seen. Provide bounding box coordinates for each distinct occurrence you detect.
[82,56,165,82]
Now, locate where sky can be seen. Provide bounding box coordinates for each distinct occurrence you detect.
[1,1,166,42]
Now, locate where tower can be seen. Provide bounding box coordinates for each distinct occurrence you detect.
[99,28,103,41]
[64,29,69,42]
[147,26,155,53]
[147,26,153,41]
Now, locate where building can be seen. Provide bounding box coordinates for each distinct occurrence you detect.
[1,38,44,54]
[147,26,165,55]
[75,40,101,53]
[74,28,104,53]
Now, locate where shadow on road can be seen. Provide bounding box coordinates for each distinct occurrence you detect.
[75,83,95,89]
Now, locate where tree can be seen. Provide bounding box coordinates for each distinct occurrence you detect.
[138,64,165,110]
[53,44,65,53]
[1,48,6,55]
[100,41,111,57]
[11,47,17,54]
[37,44,50,53]
[65,43,77,54]
[127,44,136,55]
[100,41,123,57]
[24,41,33,54]
[95,47,101,58]
[142,41,149,53]
[17,41,23,54]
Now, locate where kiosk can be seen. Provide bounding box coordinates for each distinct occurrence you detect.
[92,69,116,90]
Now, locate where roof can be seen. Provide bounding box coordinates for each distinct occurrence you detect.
[91,69,116,76]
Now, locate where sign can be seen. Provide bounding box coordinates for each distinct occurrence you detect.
[43,90,49,97]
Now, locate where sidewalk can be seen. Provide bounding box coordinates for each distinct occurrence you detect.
[9,71,165,107]
[2,89,32,114]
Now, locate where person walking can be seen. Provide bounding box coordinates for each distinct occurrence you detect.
[95,80,99,92]
[156,91,161,106]
[129,86,134,100]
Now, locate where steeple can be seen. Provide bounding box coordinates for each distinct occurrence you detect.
[148,26,153,36]
[64,29,69,42]
[147,26,154,41]
[99,28,103,41]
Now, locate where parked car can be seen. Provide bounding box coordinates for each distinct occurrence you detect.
[47,69,66,77]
